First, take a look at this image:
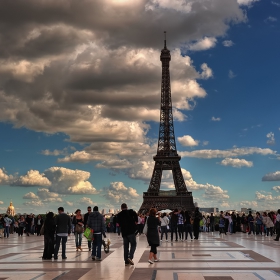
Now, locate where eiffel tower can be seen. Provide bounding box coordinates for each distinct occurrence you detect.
[139,32,195,213]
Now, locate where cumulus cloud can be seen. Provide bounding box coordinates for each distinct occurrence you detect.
[203,185,229,201]
[103,182,140,205]
[255,191,280,201]
[220,158,253,168]
[12,170,51,186]
[181,147,276,159]
[178,135,199,147]
[0,168,14,185]
[272,186,280,192]
[237,0,259,6]
[23,192,39,200]
[78,197,94,206]
[0,201,4,204]
[266,132,275,145]
[222,40,234,47]
[262,171,280,181]
[240,200,258,208]
[44,167,97,195]
[24,200,44,207]
[200,63,213,79]
[187,37,217,51]
[211,117,221,121]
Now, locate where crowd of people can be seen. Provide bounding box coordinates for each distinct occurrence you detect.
[1,206,280,265]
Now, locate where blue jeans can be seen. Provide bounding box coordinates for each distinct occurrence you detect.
[54,235,68,258]
[123,234,137,262]
[75,232,82,247]
[92,233,102,258]
[4,226,9,238]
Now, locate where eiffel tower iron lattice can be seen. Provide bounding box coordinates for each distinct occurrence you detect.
[139,32,195,213]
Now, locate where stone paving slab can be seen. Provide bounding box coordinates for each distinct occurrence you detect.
[1,232,280,279]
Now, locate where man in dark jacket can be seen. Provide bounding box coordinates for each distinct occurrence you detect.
[84,206,92,251]
[193,207,202,240]
[54,207,71,260]
[117,203,138,266]
[87,206,105,261]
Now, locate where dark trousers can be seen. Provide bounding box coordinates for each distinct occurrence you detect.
[256,224,262,235]
[178,224,184,239]
[123,233,137,262]
[43,235,54,259]
[161,226,168,240]
[36,225,42,236]
[193,225,200,239]
[266,227,273,237]
[275,228,280,241]
[54,235,68,258]
[150,244,158,254]
[248,223,255,234]
[92,233,102,258]
[171,224,178,241]
[185,224,193,239]
[210,223,215,232]
[18,227,24,236]
[88,240,92,249]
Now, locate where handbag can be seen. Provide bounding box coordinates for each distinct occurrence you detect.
[83,227,94,240]
[143,217,148,235]
[75,224,84,234]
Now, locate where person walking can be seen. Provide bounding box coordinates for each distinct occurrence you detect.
[0,214,4,238]
[184,211,193,240]
[83,206,92,251]
[116,203,138,266]
[4,215,12,238]
[54,207,72,260]
[147,208,161,264]
[87,206,105,261]
[160,213,169,242]
[209,213,215,233]
[35,215,44,236]
[170,210,178,242]
[274,209,280,241]
[177,210,185,241]
[42,212,55,260]
[193,207,202,240]
[247,211,255,235]
[73,209,84,251]
[25,214,32,236]
[18,215,26,236]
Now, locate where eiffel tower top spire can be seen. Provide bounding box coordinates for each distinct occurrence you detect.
[156,31,177,158]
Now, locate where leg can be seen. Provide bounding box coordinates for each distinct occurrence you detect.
[79,233,82,247]
[61,236,68,258]
[122,235,129,262]
[54,235,61,258]
[160,226,164,240]
[88,240,92,250]
[127,233,137,260]
[75,232,78,248]
[95,234,102,259]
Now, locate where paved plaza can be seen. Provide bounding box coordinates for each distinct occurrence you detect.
[1,232,280,280]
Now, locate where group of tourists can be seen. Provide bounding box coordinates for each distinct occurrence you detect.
[1,206,280,265]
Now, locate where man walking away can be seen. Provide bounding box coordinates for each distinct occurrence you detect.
[117,203,138,266]
[54,207,71,260]
[210,213,215,233]
[87,206,105,261]
[84,206,92,251]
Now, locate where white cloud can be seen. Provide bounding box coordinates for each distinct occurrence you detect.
[24,200,44,207]
[211,117,221,122]
[237,0,259,6]
[0,201,4,204]
[222,40,234,47]
[23,192,39,200]
[262,171,280,181]
[272,186,280,192]
[177,135,199,147]
[272,1,280,7]
[240,200,258,208]
[255,191,280,201]
[103,182,140,205]
[266,132,275,145]
[78,197,94,206]
[203,185,229,201]
[187,37,217,51]
[181,147,276,159]
[228,70,236,78]
[65,201,74,207]
[0,168,14,185]
[202,141,209,146]
[12,170,51,186]
[220,158,253,168]
[44,167,98,195]
[265,16,277,22]
[200,63,213,79]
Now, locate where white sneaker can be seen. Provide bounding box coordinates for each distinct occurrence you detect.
[148,259,154,264]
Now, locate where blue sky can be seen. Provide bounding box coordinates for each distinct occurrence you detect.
[0,0,280,214]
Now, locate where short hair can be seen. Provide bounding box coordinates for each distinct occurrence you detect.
[149,208,157,217]
[121,203,127,209]
[93,206,98,211]
[58,207,64,212]
[87,206,92,209]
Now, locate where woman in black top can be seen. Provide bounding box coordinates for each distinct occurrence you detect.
[147,208,160,264]
[42,212,55,260]
[73,209,84,251]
